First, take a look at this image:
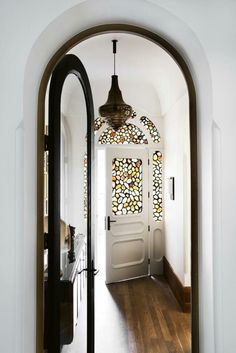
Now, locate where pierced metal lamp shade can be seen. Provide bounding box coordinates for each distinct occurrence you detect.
[99,75,133,130]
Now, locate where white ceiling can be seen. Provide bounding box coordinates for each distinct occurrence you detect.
[61,32,188,120]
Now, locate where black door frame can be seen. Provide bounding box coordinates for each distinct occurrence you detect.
[37,24,198,353]
[46,54,95,353]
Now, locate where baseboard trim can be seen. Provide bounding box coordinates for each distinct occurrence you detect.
[163,256,191,313]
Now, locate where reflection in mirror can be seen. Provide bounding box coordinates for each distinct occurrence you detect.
[60,74,88,353]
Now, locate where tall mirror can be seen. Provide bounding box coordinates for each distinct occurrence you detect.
[44,72,88,353]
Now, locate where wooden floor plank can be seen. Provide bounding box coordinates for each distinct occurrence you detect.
[95,275,191,353]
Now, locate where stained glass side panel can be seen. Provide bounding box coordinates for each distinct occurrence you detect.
[99,124,148,145]
[153,151,163,221]
[112,158,143,215]
[140,116,161,143]
[84,154,87,220]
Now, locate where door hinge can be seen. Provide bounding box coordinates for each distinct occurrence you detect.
[148,191,150,198]
[148,225,150,231]
[148,258,151,264]
[44,135,49,151]
[148,158,150,165]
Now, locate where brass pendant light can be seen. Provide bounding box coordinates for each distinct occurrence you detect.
[99,40,133,130]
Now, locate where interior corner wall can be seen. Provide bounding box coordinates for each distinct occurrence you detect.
[163,93,191,287]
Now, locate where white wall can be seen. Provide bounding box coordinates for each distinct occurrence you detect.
[1,1,236,353]
[164,93,191,286]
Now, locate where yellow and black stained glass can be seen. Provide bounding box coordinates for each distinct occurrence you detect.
[153,151,162,221]
[112,158,143,215]
[140,116,161,143]
[94,117,105,132]
[99,124,148,144]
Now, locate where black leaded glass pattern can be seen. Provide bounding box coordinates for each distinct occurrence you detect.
[99,124,148,145]
[140,116,161,143]
[112,158,143,215]
[94,117,105,132]
[153,151,163,221]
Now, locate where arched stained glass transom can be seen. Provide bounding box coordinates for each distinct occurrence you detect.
[98,123,148,145]
[140,116,161,143]
[95,116,161,144]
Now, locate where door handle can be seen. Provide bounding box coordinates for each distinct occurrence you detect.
[93,268,99,276]
[78,268,99,276]
[107,216,116,230]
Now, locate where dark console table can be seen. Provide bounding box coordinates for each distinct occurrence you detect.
[44,234,86,348]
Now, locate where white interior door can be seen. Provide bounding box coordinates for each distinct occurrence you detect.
[105,146,149,284]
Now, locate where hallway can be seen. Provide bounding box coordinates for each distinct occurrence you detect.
[95,275,191,353]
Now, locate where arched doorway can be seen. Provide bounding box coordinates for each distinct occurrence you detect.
[37,24,198,353]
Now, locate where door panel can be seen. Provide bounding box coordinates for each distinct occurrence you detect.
[106,147,149,283]
[111,238,145,267]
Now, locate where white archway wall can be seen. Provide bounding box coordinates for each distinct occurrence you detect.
[1,1,236,353]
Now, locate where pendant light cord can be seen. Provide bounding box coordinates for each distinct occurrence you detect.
[112,40,118,75]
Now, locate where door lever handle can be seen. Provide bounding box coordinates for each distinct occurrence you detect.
[107,216,116,230]
[78,268,99,275]
[93,269,99,276]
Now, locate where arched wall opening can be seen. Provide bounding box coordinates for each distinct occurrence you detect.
[66,32,191,289]
[37,24,198,353]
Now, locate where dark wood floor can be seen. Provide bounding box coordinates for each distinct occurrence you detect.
[95,275,191,353]
[62,274,191,353]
